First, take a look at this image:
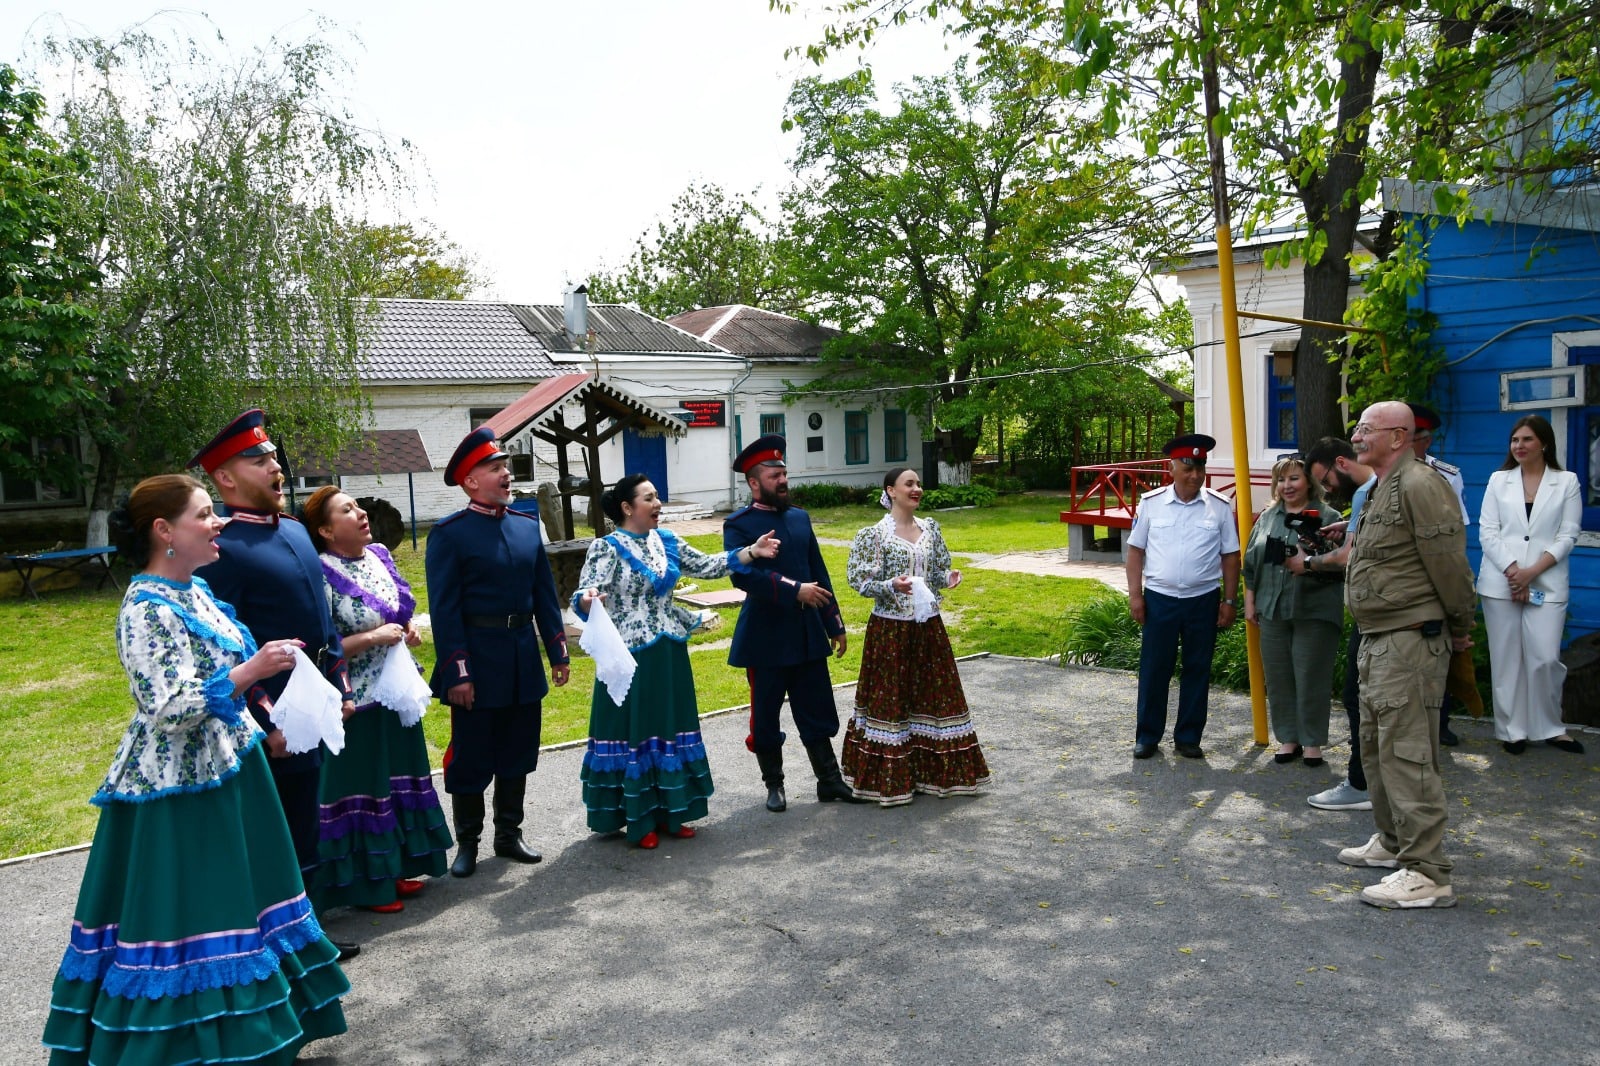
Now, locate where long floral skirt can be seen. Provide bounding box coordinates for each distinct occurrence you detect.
[42,743,349,1065]
[580,639,714,843]
[841,613,991,806]
[312,705,452,910]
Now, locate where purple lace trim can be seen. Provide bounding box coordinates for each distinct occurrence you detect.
[320,545,414,627]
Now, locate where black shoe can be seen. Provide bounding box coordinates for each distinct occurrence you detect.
[1502,739,1528,755]
[1133,743,1158,759]
[493,836,543,864]
[1440,726,1460,747]
[805,741,867,803]
[754,747,787,812]
[1546,736,1585,754]
[1175,742,1206,759]
[1303,756,1325,768]
[450,842,478,878]
[1273,746,1302,764]
[334,941,361,963]
[765,786,787,813]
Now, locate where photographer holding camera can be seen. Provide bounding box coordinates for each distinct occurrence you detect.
[1243,455,1346,768]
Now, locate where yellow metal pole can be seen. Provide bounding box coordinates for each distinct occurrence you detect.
[1198,0,1267,744]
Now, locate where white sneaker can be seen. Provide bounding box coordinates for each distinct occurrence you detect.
[1361,867,1456,908]
[1338,833,1400,868]
[1309,779,1374,811]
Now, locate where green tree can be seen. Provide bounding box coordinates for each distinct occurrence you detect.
[780,54,1178,466]
[780,0,1600,442]
[36,26,411,543]
[587,182,796,317]
[345,220,482,299]
[0,63,104,495]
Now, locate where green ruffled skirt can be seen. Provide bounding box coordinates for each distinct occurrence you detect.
[312,705,452,909]
[42,743,349,1065]
[580,639,714,843]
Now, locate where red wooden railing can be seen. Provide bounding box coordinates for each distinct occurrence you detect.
[1061,460,1274,528]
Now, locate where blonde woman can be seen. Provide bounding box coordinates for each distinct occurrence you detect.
[1243,456,1345,766]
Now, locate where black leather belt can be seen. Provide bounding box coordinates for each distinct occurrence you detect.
[466,613,532,628]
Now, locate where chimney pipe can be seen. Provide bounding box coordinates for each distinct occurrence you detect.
[563,283,589,345]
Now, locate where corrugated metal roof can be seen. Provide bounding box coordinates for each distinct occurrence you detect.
[486,373,688,441]
[507,303,729,355]
[362,299,562,382]
[666,305,840,359]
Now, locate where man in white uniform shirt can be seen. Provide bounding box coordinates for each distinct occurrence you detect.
[1126,434,1241,759]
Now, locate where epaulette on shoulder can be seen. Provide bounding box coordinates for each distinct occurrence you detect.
[1143,484,1172,498]
[724,505,753,524]
[1203,486,1233,504]
[280,513,302,524]
[506,508,539,521]
[1425,455,1460,476]
[434,509,468,528]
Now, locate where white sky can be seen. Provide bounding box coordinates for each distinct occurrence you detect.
[3,2,960,302]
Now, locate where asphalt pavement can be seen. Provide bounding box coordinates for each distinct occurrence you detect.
[4,656,1598,1064]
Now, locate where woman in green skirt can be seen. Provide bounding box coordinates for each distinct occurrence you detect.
[302,487,452,912]
[43,474,349,1065]
[573,474,779,849]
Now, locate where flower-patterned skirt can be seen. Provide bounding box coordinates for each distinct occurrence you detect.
[841,613,990,806]
[580,639,714,843]
[42,743,349,1064]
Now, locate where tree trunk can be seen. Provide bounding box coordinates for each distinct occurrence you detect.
[86,440,120,549]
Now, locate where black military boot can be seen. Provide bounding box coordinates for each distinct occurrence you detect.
[449,792,485,878]
[806,740,866,803]
[491,774,542,864]
[753,747,787,812]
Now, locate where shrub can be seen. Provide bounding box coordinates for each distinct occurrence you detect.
[922,483,998,509]
[973,473,1027,495]
[788,482,877,508]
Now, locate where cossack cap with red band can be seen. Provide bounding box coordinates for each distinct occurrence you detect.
[732,433,787,475]
[1408,403,1443,433]
[444,426,509,486]
[1162,433,1217,467]
[189,409,277,475]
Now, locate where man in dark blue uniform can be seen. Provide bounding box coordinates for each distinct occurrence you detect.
[192,409,360,960]
[724,434,862,811]
[426,427,570,877]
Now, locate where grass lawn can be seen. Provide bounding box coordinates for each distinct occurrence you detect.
[0,494,1103,859]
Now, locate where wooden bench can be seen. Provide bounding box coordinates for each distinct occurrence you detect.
[5,546,120,600]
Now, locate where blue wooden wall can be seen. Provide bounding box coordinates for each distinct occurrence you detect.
[1403,212,1600,641]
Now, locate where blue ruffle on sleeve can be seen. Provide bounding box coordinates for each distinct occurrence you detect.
[202,666,244,724]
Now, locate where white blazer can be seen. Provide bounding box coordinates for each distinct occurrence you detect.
[1477,466,1582,601]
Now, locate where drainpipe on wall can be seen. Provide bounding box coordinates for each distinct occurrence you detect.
[727,357,754,510]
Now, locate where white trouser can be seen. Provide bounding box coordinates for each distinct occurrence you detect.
[1482,595,1569,742]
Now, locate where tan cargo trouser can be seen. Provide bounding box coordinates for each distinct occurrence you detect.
[1357,627,1453,885]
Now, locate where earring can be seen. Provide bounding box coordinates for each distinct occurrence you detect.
[165,547,175,558]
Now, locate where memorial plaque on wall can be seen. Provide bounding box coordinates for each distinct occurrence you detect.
[679,400,726,428]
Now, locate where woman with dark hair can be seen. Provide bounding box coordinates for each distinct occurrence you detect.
[841,467,990,805]
[1242,455,1345,766]
[572,474,779,848]
[1478,415,1584,755]
[300,486,452,912]
[42,475,349,1063]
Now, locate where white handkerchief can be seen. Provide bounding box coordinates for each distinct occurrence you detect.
[271,648,347,755]
[908,576,941,623]
[370,642,433,727]
[579,598,637,706]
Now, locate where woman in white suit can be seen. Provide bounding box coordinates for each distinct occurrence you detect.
[1478,415,1584,755]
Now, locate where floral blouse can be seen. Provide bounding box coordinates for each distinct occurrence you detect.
[99,575,261,806]
[571,528,751,651]
[319,544,416,710]
[848,515,954,620]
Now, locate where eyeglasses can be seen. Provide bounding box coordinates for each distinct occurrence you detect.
[1352,422,1408,435]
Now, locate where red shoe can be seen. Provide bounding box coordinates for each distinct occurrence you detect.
[395,878,425,897]
[638,831,660,849]
[673,826,696,839]
[364,900,404,914]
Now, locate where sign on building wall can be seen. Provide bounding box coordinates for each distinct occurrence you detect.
[680,400,727,428]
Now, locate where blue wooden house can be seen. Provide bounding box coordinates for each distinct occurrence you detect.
[1384,177,1600,641]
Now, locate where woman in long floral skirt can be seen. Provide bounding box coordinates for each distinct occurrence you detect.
[42,475,348,1064]
[842,467,990,805]
[573,474,778,848]
[302,487,452,912]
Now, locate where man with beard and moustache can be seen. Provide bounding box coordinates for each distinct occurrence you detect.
[723,435,863,812]
[1292,436,1377,812]
[426,427,569,877]
[191,409,361,961]
[1337,401,1476,909]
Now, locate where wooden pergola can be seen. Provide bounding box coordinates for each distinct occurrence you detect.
[486,372,687,540]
